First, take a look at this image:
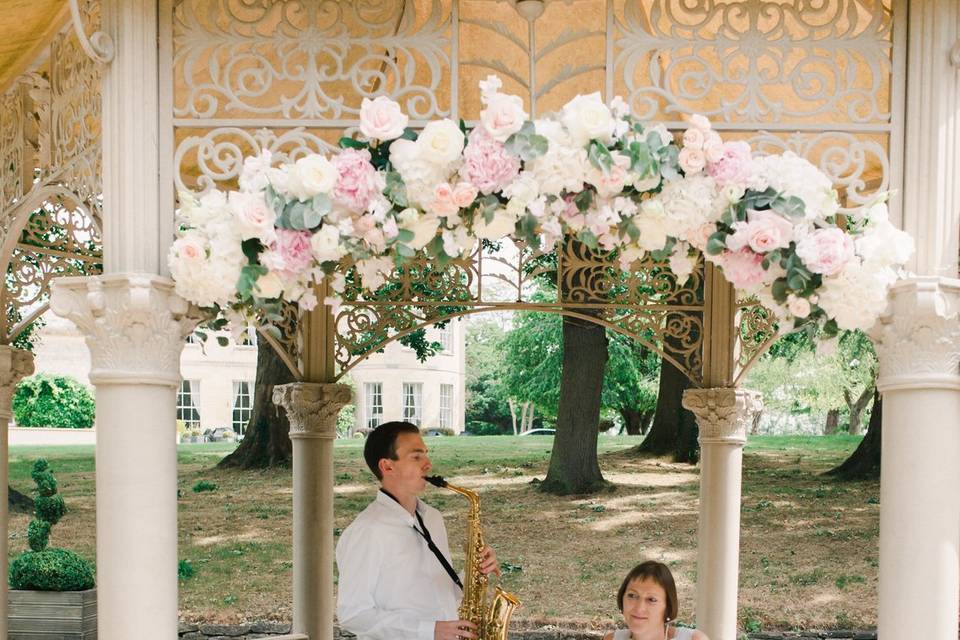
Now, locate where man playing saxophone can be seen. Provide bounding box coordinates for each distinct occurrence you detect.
[336,421,500,640]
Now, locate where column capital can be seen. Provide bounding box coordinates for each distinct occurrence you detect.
[273,383,353,440]
[49,273,202,387]
[683,388,762,445]
[871,276,960,392]
[0,347,35,414]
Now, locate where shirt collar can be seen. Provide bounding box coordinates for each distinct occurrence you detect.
[376,488,421,525]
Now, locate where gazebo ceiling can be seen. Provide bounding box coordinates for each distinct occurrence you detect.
[0,1,67,93]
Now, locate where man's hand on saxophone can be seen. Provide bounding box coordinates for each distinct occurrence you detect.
[435,619,478,640]
[479,545,500,577]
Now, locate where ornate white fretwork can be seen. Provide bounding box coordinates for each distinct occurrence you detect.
[49,274,201,386]
[273,383,353,439]
[871,277,960,392]
[682,387,763,444]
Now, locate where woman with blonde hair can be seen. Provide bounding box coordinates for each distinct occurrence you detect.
[603,561,709,640]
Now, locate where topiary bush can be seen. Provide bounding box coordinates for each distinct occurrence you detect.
[12,374,95,428]
[9,459,95,591]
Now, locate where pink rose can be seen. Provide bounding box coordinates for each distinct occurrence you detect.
[682,128,705,149]
[703,131,724,163]
[719,249,767,290]
[271,229,314,279]
[678,147,706,174]
[740,210,794,253]
[708,141,753,188]
[229,191,277,242]
[458,127,521,195]
[332,148,383,212]
[428,183,459,217]
[686,222,716,251]
[453,182,479,208]
[172,234,206,267]
[796,227,855,276]
[688,114,712,133]
[480,93,527,143]
[787,294,812,318]
[359,96,408,141]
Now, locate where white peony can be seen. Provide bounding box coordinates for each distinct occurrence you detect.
[748,152,840,222]
[527,120,588,196]
[502,171,540,205]
[473,208,518,240]
[816,261,892,331]
[561,92,616,147]
[239,150,273,192]
[359,96,409,141]
[389,138,446,208]
[856,218,915,269]
[417,119,465,165]
[480,92,528,143]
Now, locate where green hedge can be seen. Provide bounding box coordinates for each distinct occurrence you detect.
[12,375,95,428]
[9,549,95,591]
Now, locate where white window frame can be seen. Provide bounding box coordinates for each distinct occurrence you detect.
[402,382,423,426]
[439,383,453,429]
[437,325,454,354]
[364,382,383,429]
[231,380,254,435]
[177,380,201,427]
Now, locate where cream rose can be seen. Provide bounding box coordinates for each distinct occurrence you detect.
[480,93,528,142]
[254,271,284,299]
[561,92,616,147]
[292,155,338,199]
[359,96,409,141]
[473,208,518,240]
[417,119,465,165]
[310,224,345,263]
[402,213,442,250]
[229,191,276,242]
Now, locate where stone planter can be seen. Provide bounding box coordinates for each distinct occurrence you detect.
[8,588,97,639]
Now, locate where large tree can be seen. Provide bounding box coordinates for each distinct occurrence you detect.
[827,390,881,480]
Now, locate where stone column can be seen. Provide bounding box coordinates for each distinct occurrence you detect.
[273,382,352,640]
[682,388,762,640]
[0,346,35,639]
[50,274,198,640]
[871,277,960,640]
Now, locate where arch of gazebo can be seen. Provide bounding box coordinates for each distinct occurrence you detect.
[0,2,957,640]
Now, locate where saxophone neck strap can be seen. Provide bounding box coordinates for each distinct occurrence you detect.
[379,488,464,591]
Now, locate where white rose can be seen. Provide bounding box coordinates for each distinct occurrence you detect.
[310,224,345,263]
[293,155,338,199]
[359,96,409,141]
[473,208,518,240]
[402,213,441,250]
[561,92,616,147]
[254,271,284,299]
[229,191,277,242]
[417,119,465,165]
[679,147,706,174]
[480,93,528,142]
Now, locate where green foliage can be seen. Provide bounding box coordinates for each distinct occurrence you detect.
[466,421,502,436]
[192,480,218,493]
[10,459,94,591]
[464,318,513,431]
[9,549,95,591]
[336,403,356,438]
[12,374,95,428]
[27,520,50,552]
[178,559,196,580]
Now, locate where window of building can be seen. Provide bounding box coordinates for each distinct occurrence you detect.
[232,381,254,435]
[437,325,453,353]
[439,384,453,429]
[364,382,383,429]
[177,380,201,427]
[402,382,423,426]
[237,327,257,347]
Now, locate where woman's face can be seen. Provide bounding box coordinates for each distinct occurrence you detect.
[622,577,668,638]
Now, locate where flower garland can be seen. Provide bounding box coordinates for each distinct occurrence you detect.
[169,76,913,341]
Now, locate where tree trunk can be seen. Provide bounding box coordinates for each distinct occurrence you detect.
[845,386,874,436]
[521,401,535,432]
[750,408,763,435]
[218,336,297,469]
[635,356,698,461]
[620,408,643,435]
[826,390,881,480]
[824,409,841,435]
[540,314,608,495]
[640,411,653,435]
[508,398,518,435]
[9,486,33,514]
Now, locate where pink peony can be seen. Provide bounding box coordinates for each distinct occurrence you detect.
[332,148,383,212]
[719,249,766,290]
[458,127,521,195]
[708,141,753,188]
[795,227,855,276]
[271,229,314,279]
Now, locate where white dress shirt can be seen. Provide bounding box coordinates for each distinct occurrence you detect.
[336,490,462,640]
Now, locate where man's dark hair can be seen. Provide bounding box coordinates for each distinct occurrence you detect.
[364,421,421,480]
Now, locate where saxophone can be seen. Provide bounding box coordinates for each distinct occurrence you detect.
[426,475,521,640]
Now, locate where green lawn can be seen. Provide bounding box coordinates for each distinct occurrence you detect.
[9,434,876,632]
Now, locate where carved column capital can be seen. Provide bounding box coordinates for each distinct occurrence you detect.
[49,274,202,387]
[683,388,762,445]
[273,383,353,440]
[870,277,960,392]
[0,347,35,416]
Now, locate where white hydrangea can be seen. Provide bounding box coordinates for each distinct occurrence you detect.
[526,120,588,196]
[748,152,839,222]
[657,174,723,241]
[816,261,894,331]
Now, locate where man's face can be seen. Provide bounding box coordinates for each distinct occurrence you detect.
[381,432,432,496]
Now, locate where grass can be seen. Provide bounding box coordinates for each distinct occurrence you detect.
[8,435,878,631]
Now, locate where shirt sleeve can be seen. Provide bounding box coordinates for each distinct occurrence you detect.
[336,524,438,640]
